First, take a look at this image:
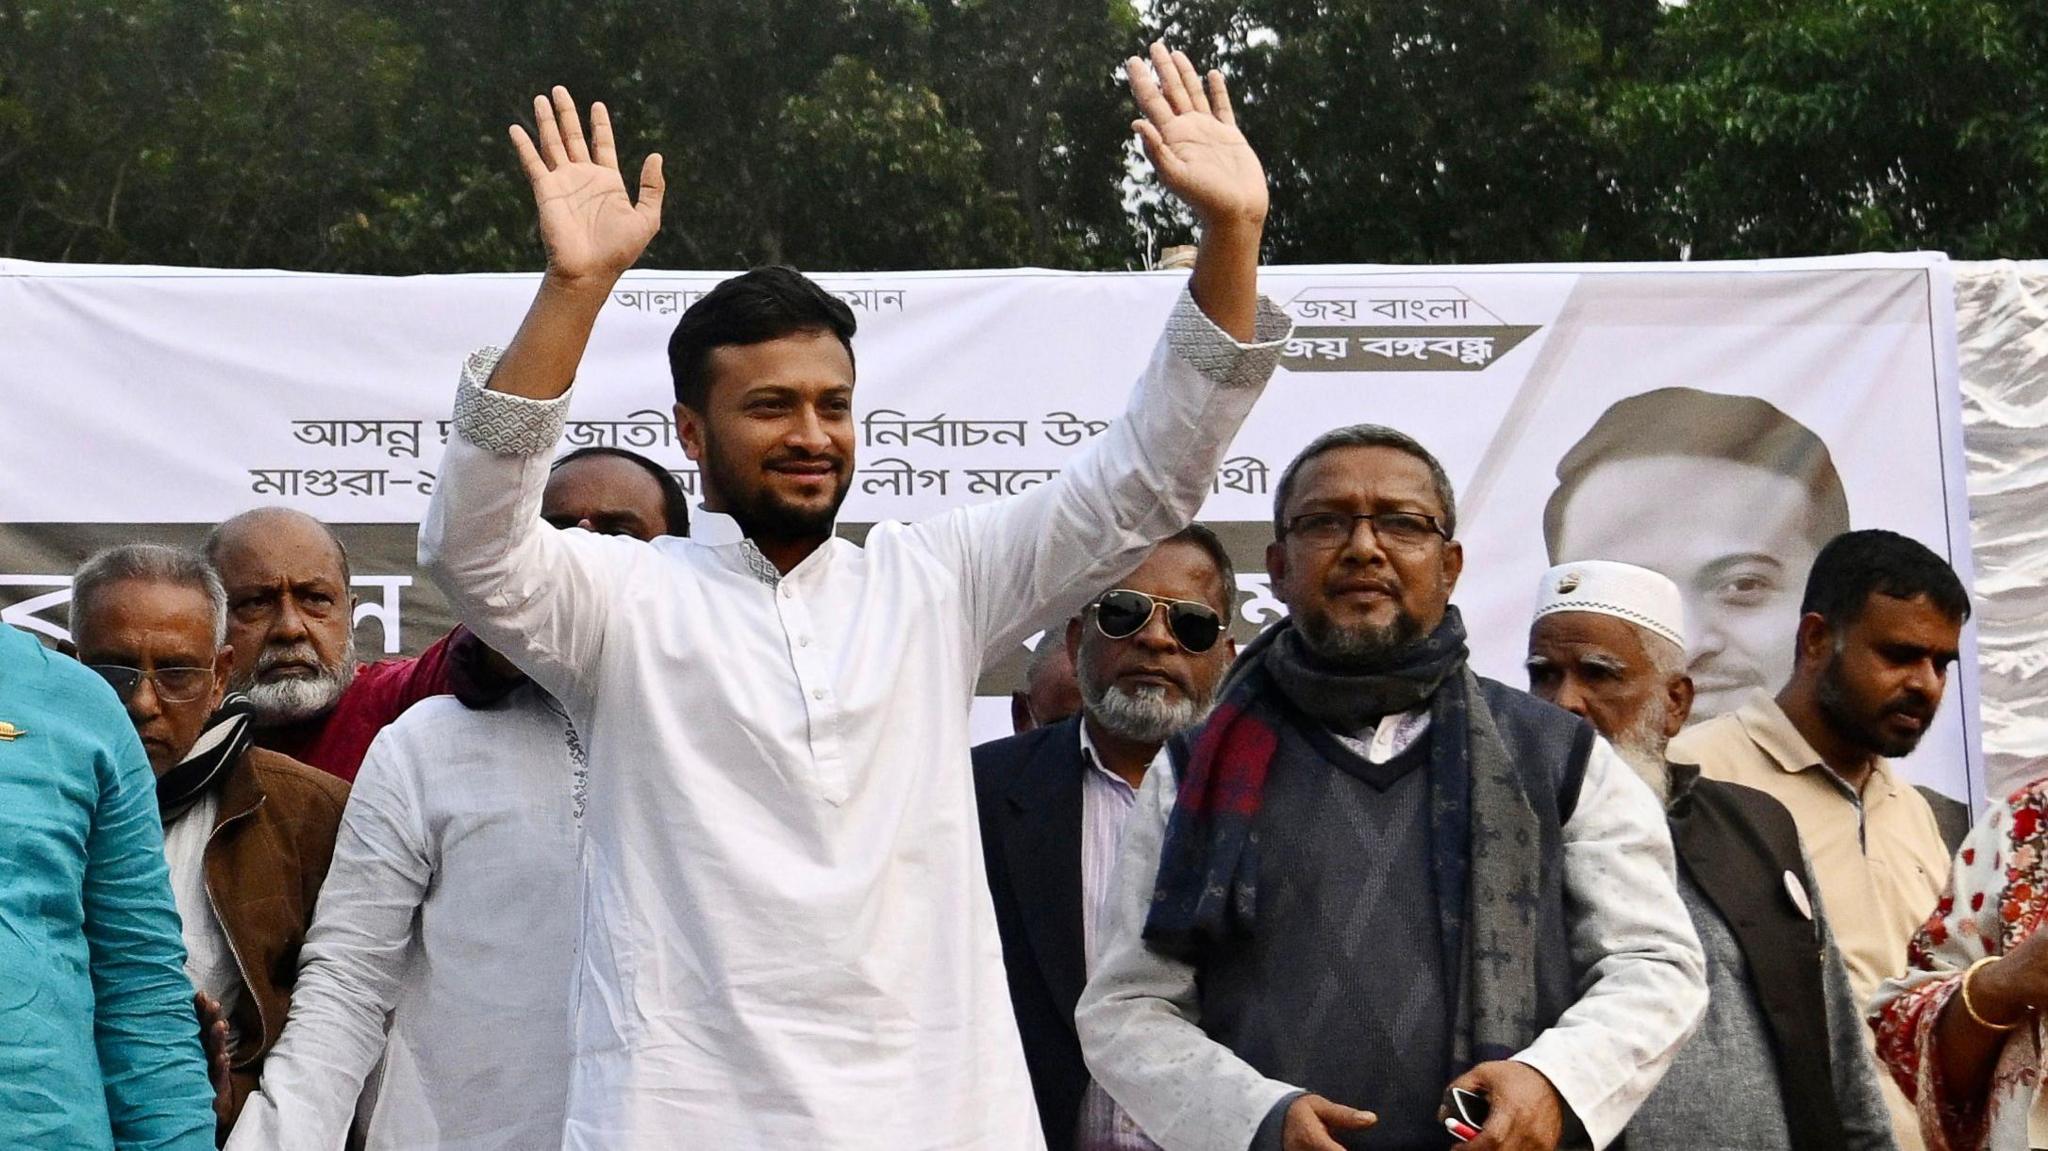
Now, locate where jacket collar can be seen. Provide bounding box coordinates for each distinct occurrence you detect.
[212,745,267,829]
[999,715,1089,1025]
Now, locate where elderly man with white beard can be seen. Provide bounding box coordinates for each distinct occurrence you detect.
[974,525,1240,1151]
[1524,559,1894,1151]
[204,508,457,782]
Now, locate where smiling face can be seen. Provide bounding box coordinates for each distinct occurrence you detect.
[71,578,232,776]
[1553,455,1822,723]
[1267,444,1463,666]
[675,329,855,546]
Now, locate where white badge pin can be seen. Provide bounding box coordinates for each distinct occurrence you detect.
[1784,870,1814,921]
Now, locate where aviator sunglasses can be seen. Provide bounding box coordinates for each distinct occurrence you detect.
[1088,589,1225,654]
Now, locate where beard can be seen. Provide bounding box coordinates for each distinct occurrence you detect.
[700,434,849,543]
[1077,658,1216,746]
[1607,704,1674,803]
[1816,658,1931,759]
[1295,606,1424,671]
[238,636,358,728]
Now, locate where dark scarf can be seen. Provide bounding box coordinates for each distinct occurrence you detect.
[157,693,253,822]
[1145,606,1547,1067]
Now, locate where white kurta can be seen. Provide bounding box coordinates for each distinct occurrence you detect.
[223,687,583,1151]
[419,290,1290,1151]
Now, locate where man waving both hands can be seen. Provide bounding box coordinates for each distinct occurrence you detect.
[418,44,1289,1151]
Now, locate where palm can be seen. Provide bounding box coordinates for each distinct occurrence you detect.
[511,88,665,283]
[534,164,655,280]
[1129,45,1269,226]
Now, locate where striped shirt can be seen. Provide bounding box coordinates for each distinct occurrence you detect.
[1076,723,1163,1151]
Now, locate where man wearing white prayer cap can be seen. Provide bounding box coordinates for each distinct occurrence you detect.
[1526,560,1897,1151]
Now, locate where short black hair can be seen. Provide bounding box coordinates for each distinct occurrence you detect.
[1801,528,1971,627]
[1544,387,1849,560]
[1159,523,1238,616]
[1272,424,1457,539]
[549,446,692,537]
[666,266,857,411]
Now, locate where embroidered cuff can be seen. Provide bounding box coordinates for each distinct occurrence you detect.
[450,346,572,456]
[1164,288,1294,390]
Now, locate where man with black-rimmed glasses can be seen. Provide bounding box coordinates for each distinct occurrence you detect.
[1077,425,1708,1151]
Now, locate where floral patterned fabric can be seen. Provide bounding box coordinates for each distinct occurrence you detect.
[1870,782,2048,1151]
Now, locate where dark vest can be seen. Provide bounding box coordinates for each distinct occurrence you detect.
[1169,675,1594,1139]
[1667,771,1846,1151]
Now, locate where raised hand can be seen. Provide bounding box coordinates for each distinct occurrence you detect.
[510,86,665,287]
[1127,43,1268,229]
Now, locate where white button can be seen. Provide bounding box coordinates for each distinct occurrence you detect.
[812,688,826,700]
[799,636,812,647]
[781,585,793,599]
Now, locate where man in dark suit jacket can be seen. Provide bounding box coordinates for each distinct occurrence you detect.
[1526,560,1896,1150]
[974,526,1239,1151]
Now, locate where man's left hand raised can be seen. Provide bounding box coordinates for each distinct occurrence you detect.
[1439,1061,1569,1151]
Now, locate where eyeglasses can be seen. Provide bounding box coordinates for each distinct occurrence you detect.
[1089,589,1225,654]
[1282,510,1449,550]
[87,664,215,704]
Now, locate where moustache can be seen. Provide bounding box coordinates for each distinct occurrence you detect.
[1883,696,1937,724]
[254,643,333,679]
[762,450,845,472]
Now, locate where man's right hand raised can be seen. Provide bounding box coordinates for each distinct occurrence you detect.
[510,86,665,290]
[484,87,664,401]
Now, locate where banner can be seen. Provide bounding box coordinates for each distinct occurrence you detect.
[0,254,1979,803]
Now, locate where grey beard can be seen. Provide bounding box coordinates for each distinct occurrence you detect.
[1609,706,1674,804]
[1296,609,1422,670]
[1078,659,1214,746]
[240,639,358,728]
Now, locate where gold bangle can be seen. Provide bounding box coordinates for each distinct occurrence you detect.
[1962,955,2026,1032]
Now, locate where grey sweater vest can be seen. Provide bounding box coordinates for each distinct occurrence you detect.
[1186,678,1593,1149]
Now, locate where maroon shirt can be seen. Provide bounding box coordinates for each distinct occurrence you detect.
[254,631,456,783]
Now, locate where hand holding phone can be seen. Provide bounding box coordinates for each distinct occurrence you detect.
[1442,1086,1489,1142]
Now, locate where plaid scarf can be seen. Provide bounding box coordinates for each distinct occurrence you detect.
[157,692,254,822]
[1145,606,1548,1068]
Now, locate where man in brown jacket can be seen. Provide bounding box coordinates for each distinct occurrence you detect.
[70,542,348,1143]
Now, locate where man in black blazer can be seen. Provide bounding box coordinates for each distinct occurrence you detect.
[974,525,1239,1151]
[1525,560,1896,1151]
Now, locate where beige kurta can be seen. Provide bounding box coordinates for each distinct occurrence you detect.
[1672,689,1952,1151]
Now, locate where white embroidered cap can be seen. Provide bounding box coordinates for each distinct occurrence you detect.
[1533,560,1688,653]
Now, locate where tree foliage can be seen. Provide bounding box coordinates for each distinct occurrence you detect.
[4,0,2048,272]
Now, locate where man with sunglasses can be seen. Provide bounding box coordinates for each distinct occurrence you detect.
[974,526,1239,1151]
[69,543,349,1140]
[1077,425,1705,1151]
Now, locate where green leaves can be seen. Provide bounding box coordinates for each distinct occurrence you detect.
[6,0,2046,271]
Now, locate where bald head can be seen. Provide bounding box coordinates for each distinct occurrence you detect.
[206,508,351,585]
[205,507,358,727]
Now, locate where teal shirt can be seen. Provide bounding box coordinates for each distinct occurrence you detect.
[0,624,214,1149]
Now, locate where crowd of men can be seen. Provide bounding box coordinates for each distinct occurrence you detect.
[2,41,2037,1151]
